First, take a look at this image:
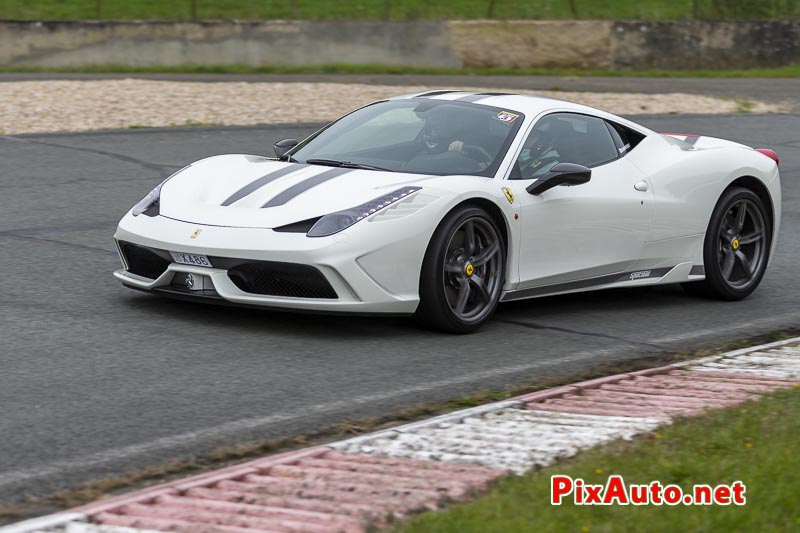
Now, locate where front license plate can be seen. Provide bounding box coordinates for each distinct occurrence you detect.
[170,251,212,268]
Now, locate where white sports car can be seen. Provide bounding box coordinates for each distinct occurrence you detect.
[114,91,781,332]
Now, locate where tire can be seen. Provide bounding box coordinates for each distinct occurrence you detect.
[682,186,771,300]
[415,205,506,333]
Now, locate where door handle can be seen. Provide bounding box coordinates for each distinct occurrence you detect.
[634,181,648,192]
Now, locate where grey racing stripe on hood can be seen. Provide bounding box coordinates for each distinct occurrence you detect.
[221,163,306,206]
[262,167,352,208]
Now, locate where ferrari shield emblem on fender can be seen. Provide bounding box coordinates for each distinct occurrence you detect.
[502,187,514,205]
[190,229,202,239]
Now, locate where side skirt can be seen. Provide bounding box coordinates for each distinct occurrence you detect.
[500,263,704,302]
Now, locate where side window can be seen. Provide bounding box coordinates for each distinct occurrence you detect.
[513,113,619,179]
[605,120,646,156]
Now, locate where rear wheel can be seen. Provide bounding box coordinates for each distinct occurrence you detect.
[415,206,505,333]
[682,187,771,300]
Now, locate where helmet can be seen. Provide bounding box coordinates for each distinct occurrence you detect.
[421,109,460,150]
[520,128,555,162]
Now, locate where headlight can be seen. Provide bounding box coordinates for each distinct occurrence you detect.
[131,185,162,217]
[307,186,421,237]
[131,165,191,217]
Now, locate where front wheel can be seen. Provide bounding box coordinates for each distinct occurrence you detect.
[415,206,505,333]
[682,186,771,300]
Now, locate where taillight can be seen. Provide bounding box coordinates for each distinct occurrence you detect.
[756,148,779,167]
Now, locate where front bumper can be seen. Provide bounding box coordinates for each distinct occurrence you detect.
[114,213,429,315]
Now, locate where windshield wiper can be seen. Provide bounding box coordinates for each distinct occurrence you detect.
[305,158,393,172]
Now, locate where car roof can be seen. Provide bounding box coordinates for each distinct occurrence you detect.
[389,90,654,136]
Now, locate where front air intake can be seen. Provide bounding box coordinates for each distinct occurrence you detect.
[227,262,337,299]
[119,242,171,280]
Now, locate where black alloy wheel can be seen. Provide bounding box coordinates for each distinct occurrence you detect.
[416,206,505,333]
[683,186,771,300]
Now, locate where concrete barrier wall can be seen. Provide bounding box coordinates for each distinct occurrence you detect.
[0,20,461,68]
[612,20,800,69]
[447,21,612,68]
[1,19,799,69]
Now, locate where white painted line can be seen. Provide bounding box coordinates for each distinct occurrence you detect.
[692,366,798,378]
[327,429,400,449]
[686,339,800,378]
[652,314,800,346]
[331,401,524,450]
[732,353,800,365]
[483,410,665,426]
[0,513,86,533]
[678,336,800,367]
[392,400,523,433]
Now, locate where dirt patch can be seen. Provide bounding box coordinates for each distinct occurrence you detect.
[0,79,781,134]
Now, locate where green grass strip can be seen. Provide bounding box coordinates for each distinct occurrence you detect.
[1,0,798,21]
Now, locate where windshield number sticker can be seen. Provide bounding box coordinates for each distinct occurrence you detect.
[496,111,520,123]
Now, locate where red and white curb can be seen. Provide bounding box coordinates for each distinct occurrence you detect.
[4,337,799,533]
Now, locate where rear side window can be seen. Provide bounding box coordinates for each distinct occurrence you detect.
[605,120,646,155]
[541,113,619,168]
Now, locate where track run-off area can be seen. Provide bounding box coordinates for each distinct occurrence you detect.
[1,113,798,507]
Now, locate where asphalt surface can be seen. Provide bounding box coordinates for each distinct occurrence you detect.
[1,114,798,506]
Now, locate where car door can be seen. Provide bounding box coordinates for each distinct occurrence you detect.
[510,112,655,292]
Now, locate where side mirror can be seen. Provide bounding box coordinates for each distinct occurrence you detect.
[274,138,299,160]
[526,162,591,196]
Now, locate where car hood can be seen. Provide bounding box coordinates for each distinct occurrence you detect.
[158,155,438,229]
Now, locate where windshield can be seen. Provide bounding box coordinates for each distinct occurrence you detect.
[290,99,525,177]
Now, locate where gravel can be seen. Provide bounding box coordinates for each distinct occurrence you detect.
[0,79,780,134]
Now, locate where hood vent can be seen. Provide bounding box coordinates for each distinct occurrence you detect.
[273,217,323,234]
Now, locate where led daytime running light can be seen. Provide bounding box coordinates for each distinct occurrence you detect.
[307,186,421,237]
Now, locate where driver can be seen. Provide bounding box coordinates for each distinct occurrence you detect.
[404,106,489,174]
[517,120,571,178]
[420,109,467,155]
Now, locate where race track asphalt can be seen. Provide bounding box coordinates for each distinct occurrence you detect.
[1,114,798,506]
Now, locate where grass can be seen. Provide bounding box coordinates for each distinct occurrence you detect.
[735,99,757,114]
[2,63,800,78]
[1,0,798,21]
[399,387,800,533]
